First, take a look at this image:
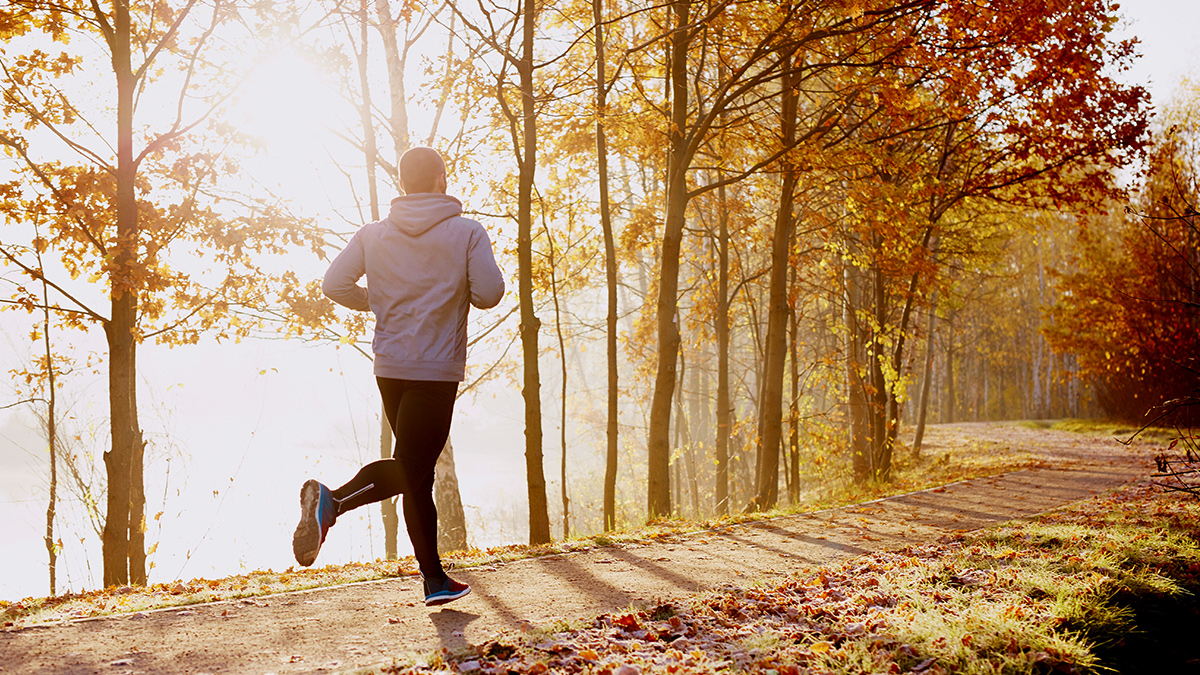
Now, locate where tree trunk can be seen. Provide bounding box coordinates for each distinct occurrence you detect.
[595,0,620,534]
[787,280,800,504]
[129,428,146,585]
[686,416,701,519]
[679,354,701,519]
[876,225,935,481]
[981,349,989,420]
[434,439,468,552]
[715,179,730,515]
[712,52,732,517]
[646,0,690,520]
[868,257,889,480]
[672,367,685,517]
[546,223,570,539]
[517,0,550,544]
[381,412,399,559]
[944,311,956,424]
[102,0,142,587]
[912,295,937,457]
[687,353,706,519]
[753,57,798,511]
[41,274,58,596]
[844,265,871,482]
[374,0,410,179]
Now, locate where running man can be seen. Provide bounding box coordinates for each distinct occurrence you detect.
[292,146,505,607]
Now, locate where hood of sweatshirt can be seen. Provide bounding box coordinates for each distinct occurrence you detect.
[387,193,464,236]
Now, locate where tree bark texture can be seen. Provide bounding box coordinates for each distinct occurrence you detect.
[912,295,938,457]
[102,0,142,587]
[595,0,620,534]
[715,176,730,515]
[753,57,798,510]
[646,0,690,520]
[374,0,410,179]
[517,0,550,544]
[434,439,468,552]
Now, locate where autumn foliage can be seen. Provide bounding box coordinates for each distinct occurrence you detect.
[1,0,326,587]
[1047,91,1200,424]
[0,0,1166,595]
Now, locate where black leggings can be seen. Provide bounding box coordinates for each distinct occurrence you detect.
[331,378,458,580]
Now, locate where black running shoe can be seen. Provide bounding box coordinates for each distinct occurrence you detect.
[424,575,471,607]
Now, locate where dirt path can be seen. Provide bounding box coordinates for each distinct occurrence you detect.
[0,423,1156,675]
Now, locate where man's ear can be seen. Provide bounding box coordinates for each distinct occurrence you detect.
[436,173,447,194]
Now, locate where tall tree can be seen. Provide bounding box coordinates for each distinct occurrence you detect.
[0,0,321,585]
[451,0,551,543]
[594,0,621,533]
[752,49,799,511]
[645,0,804,518]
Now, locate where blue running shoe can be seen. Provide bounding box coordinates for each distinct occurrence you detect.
[424,575,471,607]
[292,479,335,567]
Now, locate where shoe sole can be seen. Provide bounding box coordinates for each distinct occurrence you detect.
[292,480,323,567]
[425,585,471,607]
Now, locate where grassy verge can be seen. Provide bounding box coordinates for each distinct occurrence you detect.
[353,481,1200,675]
[0,424,1088,627]
[1017,418,1176,444]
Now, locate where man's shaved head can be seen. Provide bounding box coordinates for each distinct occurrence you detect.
[399,147,447,194]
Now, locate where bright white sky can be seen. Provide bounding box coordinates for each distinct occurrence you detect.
[1112,0,1200,109]
[1,0,1199,602]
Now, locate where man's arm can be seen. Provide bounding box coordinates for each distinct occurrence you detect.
[467,224,505,309]
[322,230,371,311]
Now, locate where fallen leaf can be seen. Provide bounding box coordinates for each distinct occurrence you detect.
[612,614,641,631]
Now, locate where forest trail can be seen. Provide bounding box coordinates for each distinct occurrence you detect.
[0,423,1156,675]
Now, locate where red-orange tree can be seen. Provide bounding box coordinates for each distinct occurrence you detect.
[825,0,1148,482]
[1047,108,1198,423]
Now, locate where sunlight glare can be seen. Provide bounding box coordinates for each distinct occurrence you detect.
[234,49,342,156]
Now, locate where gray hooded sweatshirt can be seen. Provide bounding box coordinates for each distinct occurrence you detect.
[322,193,505,382]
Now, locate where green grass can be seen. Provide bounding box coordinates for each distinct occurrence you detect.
[1042,418,1177,443]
